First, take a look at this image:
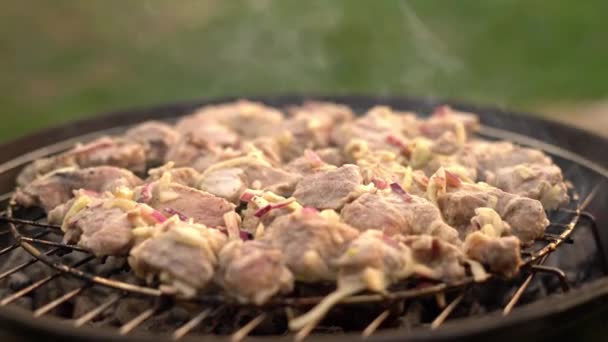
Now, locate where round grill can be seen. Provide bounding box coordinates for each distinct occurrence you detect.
[0,96,607,341]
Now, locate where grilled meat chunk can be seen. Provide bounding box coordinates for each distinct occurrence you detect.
[13,166,142,212]
[124,121,181,167]
[216,240,294,305]
[341,189,460,244]
[418,105,479,140]
[240,190,301,235]
[292,164,366,210]
[147,163,201,188]
[180,100,284,140]
[398,234,467,283]
[485,163,569,210]
[289,230,413,331]
[56,192,162,256]
[261,209,359,282]
[199,155,301,201]
[17,137,146,186]
[432,171,549,244]
[165,133,241,172]
[129,217,227,298]
[470,141,552,177]
[135,174,235,228]
[463,208,522,277]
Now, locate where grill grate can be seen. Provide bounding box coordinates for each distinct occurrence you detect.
[0,124,604,341]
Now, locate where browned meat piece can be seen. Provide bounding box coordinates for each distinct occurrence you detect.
[57,192,162,256]
[124,121,181,167]
[289,230,413,331]
[17,137,147,186]
[261,209,359,282]
[287,101,354,126]
[135,174,235,228]
[463,208,522,277]
[147,163,201,188]
[216,240,294,305]
[332,106,417,153]
[465,233,521,277]
[292,164,366,210]
[341,188,460,245]
[470,141,552,177]
[398,235,467,283]
[432,170,549,244]
[284,149,336,176]
[420,142,479,181]
[199,155,301,201]
[129,217,228,298]
[13,166,142,211]
[280,101,353,161]
[418,105,479,140]
[486,163,569,210]
[239,190,301,235]
[180,100,284,140]
[165,132,242,172]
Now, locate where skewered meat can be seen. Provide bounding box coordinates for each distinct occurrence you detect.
[284,149,336,176]
[332,106,416,154]
[314,147,345,166]
[485,163,569,209]
[17,137,146,186]
[13,166,142,212]
[56,191,163,256]
[135,173,235,228]
[418,105,479,140]
[292,164,367,210]
[397,235,467,282]
[129,217,227,298]
[261,209,359,282]
[470,140,552,176]
[289,230,413,331]
[341,187,461,245]
[216,240,294,305]
[179,100,284,140]
[430,168,549,244]
[165,132,241,172]
[124,121,181,167]
[280,101,353,161]
[199,155,301,200]
[463,208,522,277]
[239,190,301,235]
[147,163,200,188]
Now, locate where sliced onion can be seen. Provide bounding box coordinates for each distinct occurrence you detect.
[164,208,188,221]
[385,134,412,157]
[239,191,255,202]
[390,182,412,202]
[139,183,153,203]
[254,204,272,218]
[371,177,388,190]
[150,210,167,223]
[271,198,295,210]
[444,170,462,187]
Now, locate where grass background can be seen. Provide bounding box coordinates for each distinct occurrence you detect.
[1,0,608,141]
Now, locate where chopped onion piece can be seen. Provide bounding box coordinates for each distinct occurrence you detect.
[139,183,153,203]
[371,177,388,190]
[444,170,462,187]
[149,210,167,223]
[239,191,255,202]
[386,134,412,157]
[254,204,272,218]
[271,198,296,210]
[390,183,412,202]
[164,208,188,221]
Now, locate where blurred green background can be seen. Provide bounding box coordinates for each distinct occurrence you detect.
[2,0,608,141]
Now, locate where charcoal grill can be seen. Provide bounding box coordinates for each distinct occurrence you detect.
[1,95,608,342]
